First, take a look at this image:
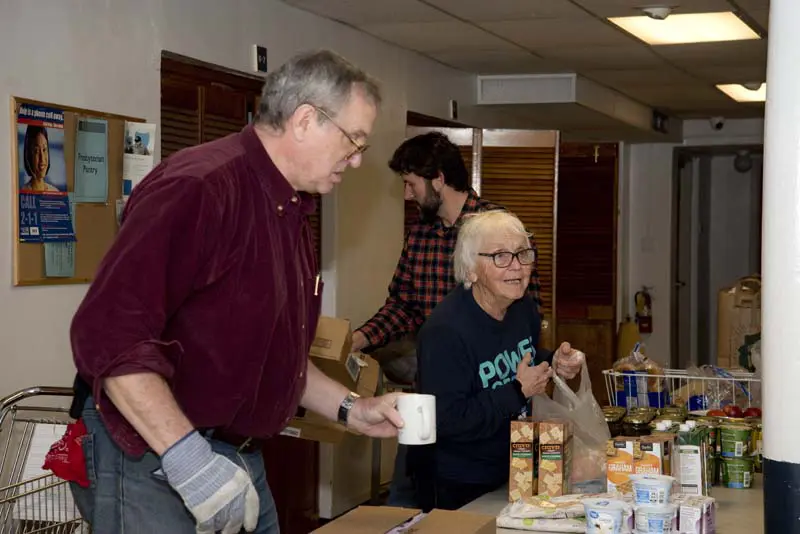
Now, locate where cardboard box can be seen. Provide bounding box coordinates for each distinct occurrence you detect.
[311,316,363,389]
[509,418,537,501]
[716,276,760,368]
[281,410,346,444]
[310,506,495,534]
[281,355,381,444]
[537,420,572,497]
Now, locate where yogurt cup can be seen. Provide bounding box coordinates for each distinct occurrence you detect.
[583,498,627,534]
[634,503,677,533]
[630,474,675,505]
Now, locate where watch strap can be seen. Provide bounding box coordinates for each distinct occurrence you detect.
[337,391,360,425]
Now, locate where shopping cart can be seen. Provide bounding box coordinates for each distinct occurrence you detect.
[603,366,761,410]
[0,386,89,534]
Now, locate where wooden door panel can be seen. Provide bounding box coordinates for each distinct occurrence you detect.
[557,319,615,405]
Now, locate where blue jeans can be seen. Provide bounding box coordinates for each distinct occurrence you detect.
[386,444,418,508]
[70,399,279,534]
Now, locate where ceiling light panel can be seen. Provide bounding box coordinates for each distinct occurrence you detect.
[717,83,767,102]
[608,11,761,45]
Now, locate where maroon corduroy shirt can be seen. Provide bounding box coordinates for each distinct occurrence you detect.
[70,125,321,457]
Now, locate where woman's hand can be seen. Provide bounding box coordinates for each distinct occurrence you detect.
[553,342,585,380]
[516,353,554,398]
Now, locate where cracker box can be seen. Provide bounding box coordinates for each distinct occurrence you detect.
[636,434,675,477]
[509,419,537,502]
[606,438,635,494]
[537,420,572,497]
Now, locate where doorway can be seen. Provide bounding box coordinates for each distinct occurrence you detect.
[671,145,763,369]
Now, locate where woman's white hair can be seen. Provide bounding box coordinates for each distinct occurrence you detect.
[454,210,531,288]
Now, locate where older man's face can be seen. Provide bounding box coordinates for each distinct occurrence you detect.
[306,88,377,194]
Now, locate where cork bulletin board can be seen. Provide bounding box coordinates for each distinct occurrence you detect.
[10,97,144,286]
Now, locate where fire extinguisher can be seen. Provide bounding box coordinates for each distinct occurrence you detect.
[635,287,653,334]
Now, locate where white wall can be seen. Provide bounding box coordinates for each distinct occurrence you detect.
[620,118,765,366]
[0,1,476,398]
[706,154,763,360]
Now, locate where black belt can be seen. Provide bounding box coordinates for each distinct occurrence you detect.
[199,428,265,454]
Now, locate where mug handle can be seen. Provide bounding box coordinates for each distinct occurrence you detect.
[418,405,431,441]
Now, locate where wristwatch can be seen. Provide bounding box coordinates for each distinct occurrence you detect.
[337,391,360,426]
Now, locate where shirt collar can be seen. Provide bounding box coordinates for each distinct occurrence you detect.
[239,124,316,216]
[432,189,482,237]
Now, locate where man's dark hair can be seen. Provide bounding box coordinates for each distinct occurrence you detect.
[388,132,470,192]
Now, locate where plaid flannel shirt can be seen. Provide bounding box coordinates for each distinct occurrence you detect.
[357,190,543,349]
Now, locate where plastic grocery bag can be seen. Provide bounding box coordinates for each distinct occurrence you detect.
[531,362,610,493]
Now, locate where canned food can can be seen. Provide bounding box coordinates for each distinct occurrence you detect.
[720,424,752,458]
[720,457,755,489]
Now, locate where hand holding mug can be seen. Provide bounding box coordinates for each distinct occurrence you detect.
[516,353,554,398]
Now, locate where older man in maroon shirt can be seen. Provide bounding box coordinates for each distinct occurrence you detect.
[68,50,405,534]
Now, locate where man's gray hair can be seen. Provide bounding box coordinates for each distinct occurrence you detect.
[454,210,531,288]
[257,49,381,130]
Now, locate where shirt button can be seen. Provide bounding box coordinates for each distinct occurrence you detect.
[299,370,304,378]
[302,324,306,330]
[291,196,299,204]
[277,204,284,213]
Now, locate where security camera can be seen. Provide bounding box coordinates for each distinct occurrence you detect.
[641,7,673,20]
[710,117,725,131]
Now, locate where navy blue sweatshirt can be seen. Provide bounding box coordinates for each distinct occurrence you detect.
[415,285,553,487]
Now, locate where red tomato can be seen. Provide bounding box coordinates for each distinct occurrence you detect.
[724,405,744,418]
[744,407,762,418]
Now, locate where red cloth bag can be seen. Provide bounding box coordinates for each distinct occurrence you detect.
[42,419,90,488]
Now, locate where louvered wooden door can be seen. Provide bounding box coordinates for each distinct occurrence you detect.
[556,143,618,404]
[480,146,557,335]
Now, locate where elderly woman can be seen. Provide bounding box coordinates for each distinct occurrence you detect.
[411,209,585,511]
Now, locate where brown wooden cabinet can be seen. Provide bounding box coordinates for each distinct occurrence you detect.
[262,437,321,534]
[556,143,619,402]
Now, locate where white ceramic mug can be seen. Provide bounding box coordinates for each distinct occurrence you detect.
[396,394,436,445]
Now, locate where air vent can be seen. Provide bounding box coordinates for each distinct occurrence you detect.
[477,74,577,105]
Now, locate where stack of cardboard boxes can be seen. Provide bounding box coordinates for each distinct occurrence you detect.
[281,316,380,444]
[311,506,495,534]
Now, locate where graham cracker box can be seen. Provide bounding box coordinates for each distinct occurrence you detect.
[537,420,572,497]
[606,434,676,494]
[606,438,635,493]
[509,418,537,501]
[636,434,675,477]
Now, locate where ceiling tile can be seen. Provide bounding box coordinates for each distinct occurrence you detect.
[424,0,590,22]
[572,0,732,18]
[360,21,516,52]
[536,44,663,69]
[656,40,767,66]
[481,18,633,48]
[281,0,451,25]
[734,0,770,10]
[686,64,767,84]
[427,49,564,75]
[583,67,700,88]
[622,84,734,108]
[746,9,770,29]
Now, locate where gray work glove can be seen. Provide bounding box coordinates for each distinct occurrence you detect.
[161,431,259,534]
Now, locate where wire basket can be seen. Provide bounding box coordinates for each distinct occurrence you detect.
[603,367,761,411]
[0,387,89,533]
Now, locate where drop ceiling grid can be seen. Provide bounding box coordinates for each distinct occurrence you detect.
[280,0,768,118]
